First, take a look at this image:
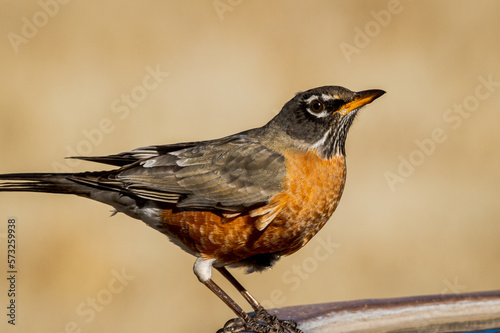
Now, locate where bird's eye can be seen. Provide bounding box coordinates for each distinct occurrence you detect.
[309,100,324,113]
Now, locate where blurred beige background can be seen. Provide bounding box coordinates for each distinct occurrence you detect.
[1,1,499,332]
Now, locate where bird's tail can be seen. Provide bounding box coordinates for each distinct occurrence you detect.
[0,172,144,221]
[0,173,92,196]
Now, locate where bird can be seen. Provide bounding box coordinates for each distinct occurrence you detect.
[0,85,385,332]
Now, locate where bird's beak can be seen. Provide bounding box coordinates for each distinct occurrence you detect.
[341,89,386,115]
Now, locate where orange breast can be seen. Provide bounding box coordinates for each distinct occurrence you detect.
[160,150,346,266]
[271,150,346,255]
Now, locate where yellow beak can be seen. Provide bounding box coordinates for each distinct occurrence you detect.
[341,89,386,115]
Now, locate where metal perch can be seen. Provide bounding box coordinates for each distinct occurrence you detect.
[267,290,500,332]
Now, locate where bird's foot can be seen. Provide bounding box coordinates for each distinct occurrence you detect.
[217,309,302,333]
[216,317,247,333]
[252,308,302,333]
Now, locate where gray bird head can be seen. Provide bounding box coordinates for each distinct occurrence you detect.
[265,86,385,158]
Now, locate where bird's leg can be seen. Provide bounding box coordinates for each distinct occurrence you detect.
[194,259,251,320]
[196,258,263,332]
[195,259,301,333]
[216,266,264,312]
[216,266,302,333]
[196,259,276,332]
[202,279,250,333]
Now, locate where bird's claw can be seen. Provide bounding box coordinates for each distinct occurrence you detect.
[217,310,302,333]
[217,318,248,333]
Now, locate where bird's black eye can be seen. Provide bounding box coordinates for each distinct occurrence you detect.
[309,99,324,113]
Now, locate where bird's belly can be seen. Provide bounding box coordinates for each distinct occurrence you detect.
[158,151,346,266]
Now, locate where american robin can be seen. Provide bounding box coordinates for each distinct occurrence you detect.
[0,86,384,332]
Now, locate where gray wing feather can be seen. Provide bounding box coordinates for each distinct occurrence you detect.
[114,137,286,211]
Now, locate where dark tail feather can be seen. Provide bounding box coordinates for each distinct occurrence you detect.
[0,173,91,196]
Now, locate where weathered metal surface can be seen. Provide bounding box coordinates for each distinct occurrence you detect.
[268,290,500,333]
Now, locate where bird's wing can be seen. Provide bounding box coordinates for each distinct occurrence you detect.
[69,136,286,214]
[69,142,200,166]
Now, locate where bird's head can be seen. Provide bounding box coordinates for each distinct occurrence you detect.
[267,86,385,158]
